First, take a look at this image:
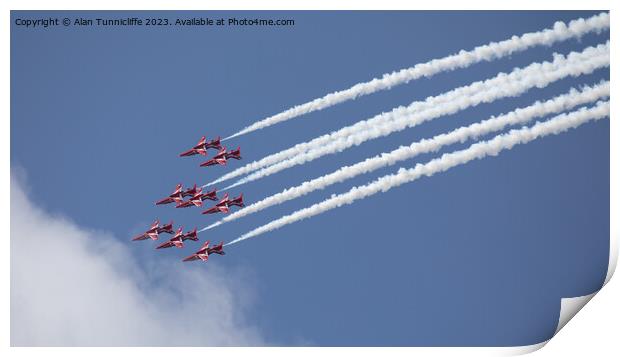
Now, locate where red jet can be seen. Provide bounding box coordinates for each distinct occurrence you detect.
[180,136,222,157]
[156,184,184,205]
[156,227,199,249]
[176,188,219,208]
[132,219,174,241]
[200,147,227,167]
[181,184,200,198]
[200,188,218,201]
[200,147,242,167]
[176,188,204,208]
[225,147,242,160]
[202,193,244,214]
[182,240,226,262]
[228,193,244,208]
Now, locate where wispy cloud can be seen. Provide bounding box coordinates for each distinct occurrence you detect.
[11,174,264,346]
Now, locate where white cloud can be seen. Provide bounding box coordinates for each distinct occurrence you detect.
[10,173,265,346]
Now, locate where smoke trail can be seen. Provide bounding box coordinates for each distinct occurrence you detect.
[224,43,610,188]
[227,101,610,245]
[223,12,609,141]
[198,82,608,232]
[208,40,610,188]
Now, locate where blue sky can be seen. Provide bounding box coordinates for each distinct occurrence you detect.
[11,11,609,346]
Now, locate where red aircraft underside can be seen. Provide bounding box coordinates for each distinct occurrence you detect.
[202,193,244,214]
[179,136,222,157]
[132,219,174,241]
[202,193,230,214]
[182,240,226,262]
[182,184,200,198]
[156,227,199,249]
[176,189,205,208]
[175,187,218,208]
[200,147,228,167]
[156,184,184,205]
[200,147,242,167]
[200,188,218,201]
[225,147,241,160]
[228,193,244,207]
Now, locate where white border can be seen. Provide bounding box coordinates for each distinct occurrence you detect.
[4,1,617,355]
[2,0,616,10]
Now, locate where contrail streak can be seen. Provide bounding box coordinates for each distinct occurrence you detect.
[198,81,609,233]
[208,41,610,188]
[224,43,610,189]
[226,101,610,245]
[223,12,609,141]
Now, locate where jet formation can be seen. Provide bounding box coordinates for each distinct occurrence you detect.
[133,135,246,264]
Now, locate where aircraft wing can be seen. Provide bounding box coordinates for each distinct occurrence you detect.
[182,254,200,262]
[180,149,196,157]
[155,197,173,205]
[132,234,147,241]
[156,241,174,249]
[175,201,188,208]
[202,207,219,214]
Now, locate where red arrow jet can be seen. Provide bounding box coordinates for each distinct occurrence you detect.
[182,240,226,262]
[132,219,174,241]
[176,188,205,208]
[156,184,184,205]
[156,227,199,249]
[202,193,230,214]
[200,147,227,167]
[181,184,200,198]
[200,188,218,201]
[180,136,222,157]
[176,188,218,208]
[202,193,244,214]
[225,146,241,160]
[228,193,244,208]
[200,147,242,167]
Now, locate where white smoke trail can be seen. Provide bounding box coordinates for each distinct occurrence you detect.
[208,40,610,188]
[224,43,610,189]
[199,82,609,233]
[226,101,610,245]
[223,12,609,141]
